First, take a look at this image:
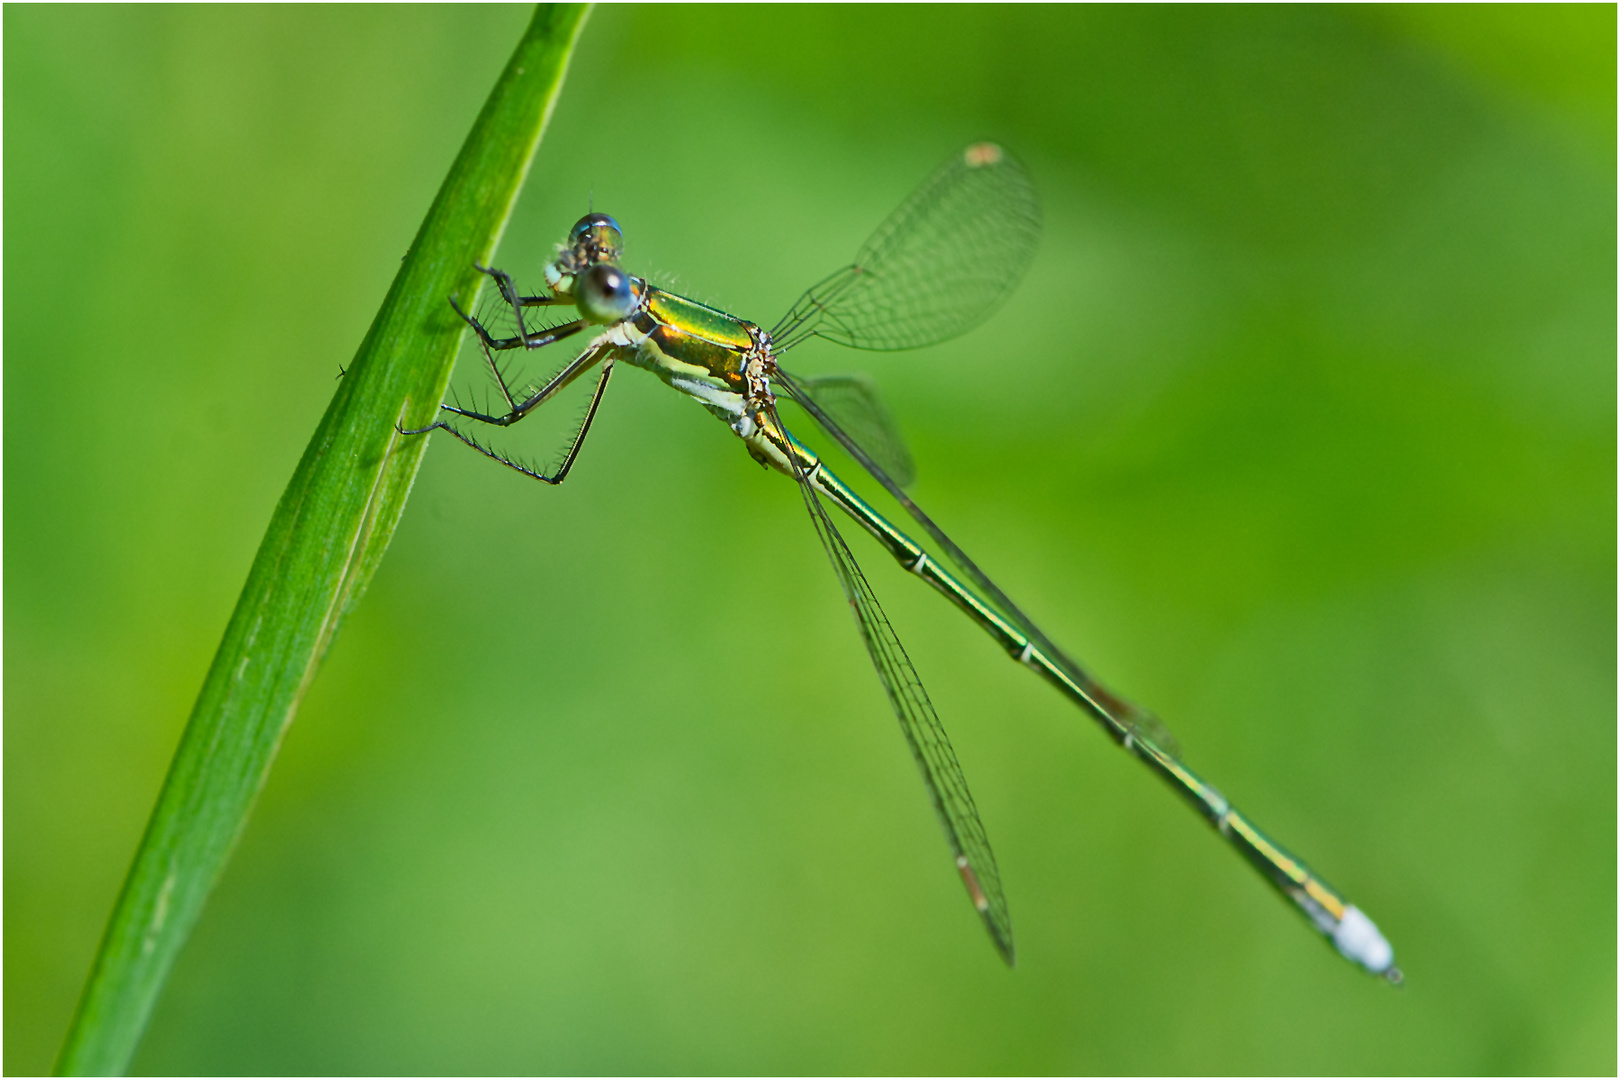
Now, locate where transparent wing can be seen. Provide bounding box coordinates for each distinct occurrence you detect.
[791,373,916,489]
[773,406,1014,964]
[772,143,1041,352]
[776,370,1181,761]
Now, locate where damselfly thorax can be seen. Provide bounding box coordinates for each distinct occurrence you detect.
[592,280,792,468]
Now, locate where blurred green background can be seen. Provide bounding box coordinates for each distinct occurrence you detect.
[6,5,1614,1074]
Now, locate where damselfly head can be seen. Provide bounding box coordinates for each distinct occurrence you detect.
[567,212,623,265]
[546,213,628,308]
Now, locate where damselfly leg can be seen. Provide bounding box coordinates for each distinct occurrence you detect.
[452,262,579,350]
[450,297,586,354]
[401,306,614,485]
[417,350,616,486]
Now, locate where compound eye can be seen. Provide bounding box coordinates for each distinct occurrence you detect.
[569,213,620,242]
[576,262,633,323]
[568,212,624,261]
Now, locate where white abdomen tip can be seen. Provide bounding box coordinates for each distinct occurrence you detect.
[1333,905,1395,975]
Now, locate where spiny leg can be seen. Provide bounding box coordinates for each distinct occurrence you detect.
[475,335,522,415]
[409,339,610,436]
[460,328,551,417]
[444,268,588,417]
[449,293,587,354]
[416,358,615,485]
[472,261,565,344]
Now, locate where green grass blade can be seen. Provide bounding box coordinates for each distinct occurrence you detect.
[52,6,592,1074]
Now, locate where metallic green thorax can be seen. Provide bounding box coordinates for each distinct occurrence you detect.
[608,282,802,477]
[620,285,755,417]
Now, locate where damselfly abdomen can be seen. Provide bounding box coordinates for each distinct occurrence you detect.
[406,144,1399,981]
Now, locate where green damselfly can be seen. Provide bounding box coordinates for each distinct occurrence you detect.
[406,143,1399,981]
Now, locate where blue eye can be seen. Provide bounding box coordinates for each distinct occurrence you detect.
[568,213,624,264]
[569,213,621,243]
[577,262,633,323]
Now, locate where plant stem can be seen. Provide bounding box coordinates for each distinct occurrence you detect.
[53,6,592,1074]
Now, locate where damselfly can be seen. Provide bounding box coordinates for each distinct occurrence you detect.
[406,144,1399,981]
